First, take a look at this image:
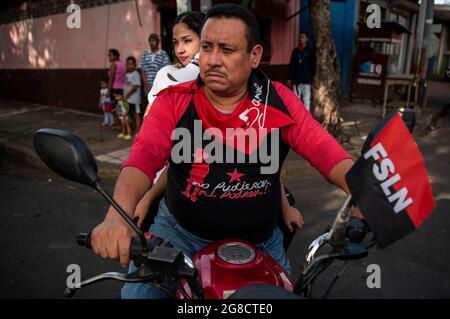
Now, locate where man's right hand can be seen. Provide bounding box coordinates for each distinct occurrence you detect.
[91,216,134,267]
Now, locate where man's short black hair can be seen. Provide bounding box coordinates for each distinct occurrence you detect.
[148,33,159,42]
[126,56,136,63]
[205,3,261,52]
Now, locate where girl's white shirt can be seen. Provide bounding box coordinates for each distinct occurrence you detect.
[146,53,200,116]
[145,54,200,183]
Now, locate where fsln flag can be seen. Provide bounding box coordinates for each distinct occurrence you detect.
[346,110,435,248]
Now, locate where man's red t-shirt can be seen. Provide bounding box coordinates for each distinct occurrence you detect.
[122,75,351,243]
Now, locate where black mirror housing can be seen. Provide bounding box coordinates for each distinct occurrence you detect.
[33,128,99,187]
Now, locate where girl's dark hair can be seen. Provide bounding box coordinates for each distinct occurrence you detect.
[174,11,206,37]
[108,48,120,59]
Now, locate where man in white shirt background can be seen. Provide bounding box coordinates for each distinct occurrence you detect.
[139,33,170,94]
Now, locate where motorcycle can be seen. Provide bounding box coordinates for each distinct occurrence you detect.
[32,110,422,299]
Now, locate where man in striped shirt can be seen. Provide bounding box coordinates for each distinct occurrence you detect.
[139,33,170,94]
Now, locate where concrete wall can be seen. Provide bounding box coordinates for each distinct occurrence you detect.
[0,0,298,69]
[0,0,160,69]
[0,0,159,112]
[0,0,298,111]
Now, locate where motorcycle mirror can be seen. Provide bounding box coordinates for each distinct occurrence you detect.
[34,128,149,251]
[33,128,99,187]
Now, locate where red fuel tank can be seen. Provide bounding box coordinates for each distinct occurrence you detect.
[181,239,295,299]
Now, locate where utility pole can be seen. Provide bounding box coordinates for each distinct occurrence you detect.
[177,0,210,14]
[422,0,435,77]
[177,0,191,15]
[415,0,434,109]
[200,0,211,13]
[415,0,427,72]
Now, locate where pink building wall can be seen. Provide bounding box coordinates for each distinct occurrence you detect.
[0,0,300,69]
[0,0,300,112]
[268,0,300,65]
[0,0,160,69]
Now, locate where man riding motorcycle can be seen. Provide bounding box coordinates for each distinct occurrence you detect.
[91,3,362,299]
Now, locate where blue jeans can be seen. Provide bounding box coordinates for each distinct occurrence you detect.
[104,112,114,125]
[121,198,291,299]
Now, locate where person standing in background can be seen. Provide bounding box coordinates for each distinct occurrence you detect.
[107,48,126,98]
[288,32,315,112]
[98,78,114,127]
[107,48,126,130]
[112,92,132,140]
[123,56,142,134]
[139,34,170,94]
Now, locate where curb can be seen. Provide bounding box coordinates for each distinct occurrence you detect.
[1,140,320,180]
[0,142,45,169]
[0,141,121,180]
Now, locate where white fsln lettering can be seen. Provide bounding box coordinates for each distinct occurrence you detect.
[364,142,387,160]
[363,143,413,214]
[388,188,413,213]
[372,158,395,181]
[380,173,400,196]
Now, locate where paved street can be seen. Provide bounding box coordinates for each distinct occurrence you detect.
[0,81,449,299]
[1,115,449,298]
[0,157,123,298]
[286,111,450,297]
[1,0,450,302]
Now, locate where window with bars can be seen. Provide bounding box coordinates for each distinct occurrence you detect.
[359,41,400,56]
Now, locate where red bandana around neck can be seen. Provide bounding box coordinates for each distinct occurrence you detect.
[190,70,295,154]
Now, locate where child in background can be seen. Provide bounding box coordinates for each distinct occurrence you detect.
[113,92,131,140]
[123,56,142,134]
[98,79,114,126]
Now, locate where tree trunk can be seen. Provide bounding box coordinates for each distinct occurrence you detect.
[310,0,342,137]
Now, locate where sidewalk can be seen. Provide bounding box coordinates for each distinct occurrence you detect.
[0,98,133,178]
[0,84,444,180]
[0,98,359,180]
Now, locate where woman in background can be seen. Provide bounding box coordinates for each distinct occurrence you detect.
[106,48,126,128]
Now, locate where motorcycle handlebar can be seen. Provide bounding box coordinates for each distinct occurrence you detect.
[77,232,92,249]
[76,231,164,262]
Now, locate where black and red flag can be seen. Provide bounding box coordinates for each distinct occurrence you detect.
[346,110,435,248]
